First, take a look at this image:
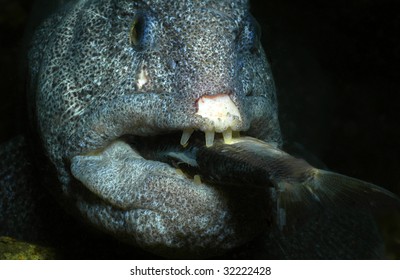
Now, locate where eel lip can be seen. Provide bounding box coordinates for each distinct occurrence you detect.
[70,132,212,210]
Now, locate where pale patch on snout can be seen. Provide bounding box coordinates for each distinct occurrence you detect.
[196,94,242,132]
[137,66,149,90]
[193,94,242,147]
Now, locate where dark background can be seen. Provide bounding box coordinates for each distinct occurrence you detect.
[1,0,399,258]
[252,0,400,193]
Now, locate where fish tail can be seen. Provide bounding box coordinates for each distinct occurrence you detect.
[312,169,400,208]
[274,169,400,230]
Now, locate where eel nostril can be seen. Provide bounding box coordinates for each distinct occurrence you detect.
[246,90,254,97]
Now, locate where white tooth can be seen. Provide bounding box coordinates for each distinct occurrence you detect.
[180,128,194,146]
[205,130,215,147]
[175,169,185,176]
[193,175,202,185]
[222,128,233,144]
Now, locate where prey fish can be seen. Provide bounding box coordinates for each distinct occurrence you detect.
[129,133,400,230]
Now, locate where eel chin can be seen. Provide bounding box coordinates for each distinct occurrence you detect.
[69,131,271,258]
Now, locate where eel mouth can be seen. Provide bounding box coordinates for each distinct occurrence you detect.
[67,93,272,257]
[69,93,253,210]
[70,129,249,210]
[124,129,242,172]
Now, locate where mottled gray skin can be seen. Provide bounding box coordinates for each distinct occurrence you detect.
[25,0,280,257]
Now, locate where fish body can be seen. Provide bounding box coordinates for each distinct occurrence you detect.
[132,134,400,231]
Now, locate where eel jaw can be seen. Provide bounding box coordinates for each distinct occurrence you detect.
[70,93,246,209]
[69,132,269,258]
[67,93,270,257]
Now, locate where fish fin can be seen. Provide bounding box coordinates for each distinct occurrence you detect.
[311,169,400,209]
[275,168,400,231]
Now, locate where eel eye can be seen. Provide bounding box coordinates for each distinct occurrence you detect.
[130,16,145,46]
